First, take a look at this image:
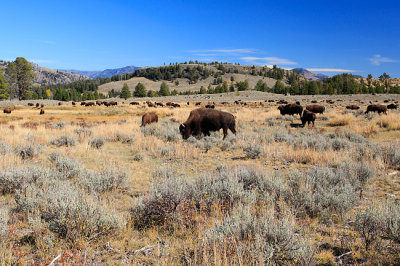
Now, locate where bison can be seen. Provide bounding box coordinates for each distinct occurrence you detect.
[141,112,158,127]
[365,104,387,114]
[306,104,325,114]
[387,103,398,110]
[278,103,303,116]
[205,104,215,109]
[346,105,360,110]
[301,110,316,127]
[130,101,139,105]
[72,101,76,106]
[41,104,45,108]
[3,107,11,114]
[28,103,34,106]
[36,103,40,108]
[40,109,45,115]
[179,108,236,140]
[58,102,63,106]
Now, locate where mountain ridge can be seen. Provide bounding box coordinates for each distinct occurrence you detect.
[60,65,140,78]
[292,68,328,81]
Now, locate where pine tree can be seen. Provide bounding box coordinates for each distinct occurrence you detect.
[134,83,146,97]
[120,83,131,99]
[0,72,9,99]
[159,82,170,96]
[10,57,34,100]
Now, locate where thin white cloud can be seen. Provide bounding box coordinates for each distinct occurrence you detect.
[29,59,55,64]
[369,54,398,66]
[192,53,218,57]
[190,48,256,54]
[241,56,298,66]
[306,68,356,73]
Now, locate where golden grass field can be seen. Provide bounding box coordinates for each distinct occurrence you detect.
[0,98,400,265]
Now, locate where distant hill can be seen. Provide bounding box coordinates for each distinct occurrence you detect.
[60,66,140,78]
[293,68,328,81]
[98,63,300,94]
[0,60,90,85]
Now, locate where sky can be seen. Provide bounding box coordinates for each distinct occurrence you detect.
[1,0,399,78]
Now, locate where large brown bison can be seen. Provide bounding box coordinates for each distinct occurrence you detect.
[387,103,398,110]
[40,109,45,115]
[141,112,158,127]
[179,108,236,140]
[346,104,360,110]
[301,110,316,127]
[365,104,387,114]
[3,107,11,114]
[306,104,325,114]
[278,103,303,116]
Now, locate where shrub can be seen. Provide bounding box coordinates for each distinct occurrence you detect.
[204,210,312,264]
[15,180,121,241]
[380,144,400,169]
[153,167,176,180]
[89,138,104,149]
[50,135,76,147]
[141,120,180,142]
[0,142,12,155]
[0,205,8,238]
[121,136,135,144]
[0,166,54,194]
[243,143,263,159]
[78,170,128,194]
[381,201,400,244]
[74,128,93,140]
[355,206,384,250]
[48,121,68,129]
[16,144,44,160]
[55,157,82,179]
[133,153,144,161]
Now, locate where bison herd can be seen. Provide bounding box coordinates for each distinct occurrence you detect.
[1,98,399,140]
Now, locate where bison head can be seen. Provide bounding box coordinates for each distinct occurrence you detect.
[277,105,286,115]
[179,124,191,139]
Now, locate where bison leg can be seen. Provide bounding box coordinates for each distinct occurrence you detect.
[222,127,228,140]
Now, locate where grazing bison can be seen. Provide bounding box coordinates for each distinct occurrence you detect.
[277,99,288,104]
[3,107,12,114]
[366,104,387,114]
[387,103,398,110]
[346,104,360,110]
[58,102,63,106]
[205,104,215,109]
[130,101,139,105]
[195,102,201,106]
[28,103,34,106]
[306,104,325,114]
[41,104,45,108]
[36,103,40,108]
[155,102,164,107]
[278,103,303,116]
[72,101,76,106]
[311,100,318,103]
[179,108,236,140]
[85,102,95,106]
[40,109,45,115]
[141,112,158,127]
[301,110,316,127]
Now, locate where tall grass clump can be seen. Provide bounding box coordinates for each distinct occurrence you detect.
[88,138,105,149]
[243,143,263,159]
[380,143,400,169]
[54,157,82,179]
[15,144,44,160]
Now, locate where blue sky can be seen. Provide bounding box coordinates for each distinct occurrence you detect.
[1,0,399,77]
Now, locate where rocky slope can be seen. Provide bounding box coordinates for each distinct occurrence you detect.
[0,60,90,85]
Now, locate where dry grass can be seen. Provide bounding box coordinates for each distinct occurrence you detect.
[0,100,400,264]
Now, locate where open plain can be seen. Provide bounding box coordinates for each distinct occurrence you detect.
[1,92,400,264]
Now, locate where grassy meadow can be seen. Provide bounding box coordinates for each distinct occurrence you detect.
[0,97,400,265]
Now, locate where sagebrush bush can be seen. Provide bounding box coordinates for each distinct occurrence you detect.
[89,138,105,149]
[153,167,176,180]
[243,143,263,159]
[380,144,400,169]
[381,201,400,244]
[50,135,76,147]
[55,157,82,179]
[74,128,93,140]
[16,144,44,160]
[0,166,55,194]
[0,205,8,238]
[141,120,180,142]
[204,209,312,264]
[0,142,12,155]
[355,206,385,250]
[15,180,121,241]
[78,170,128,194]
[48,121,68,129]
